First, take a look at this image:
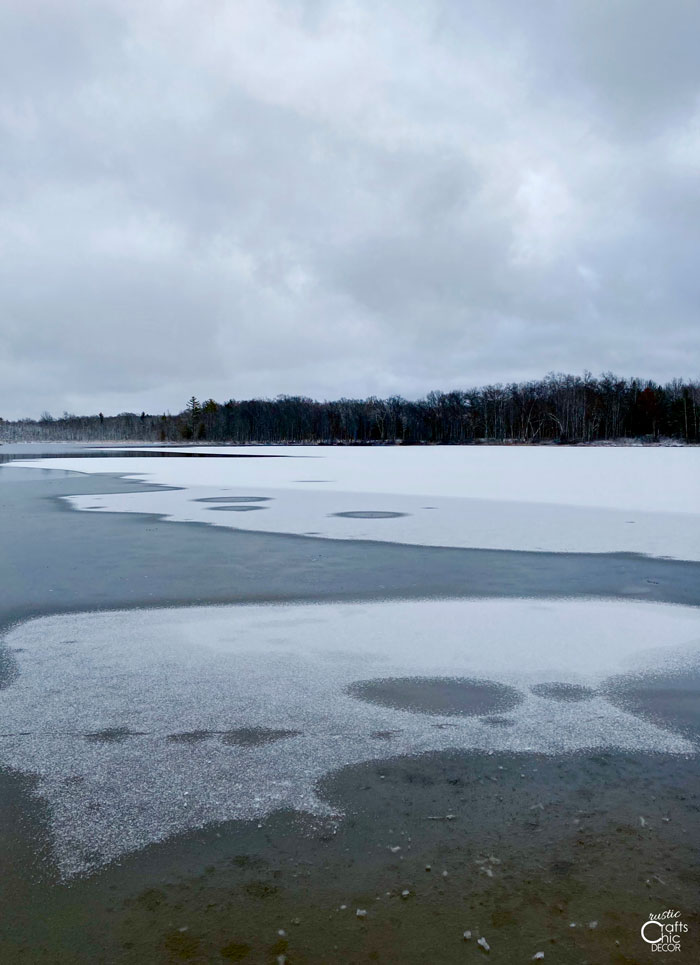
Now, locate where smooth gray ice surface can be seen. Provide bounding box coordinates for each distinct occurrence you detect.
[0,466,81,481]
[331,510,408,519]
[220,727,302,746]
[193,496,272,502]
[604,670,700,739]
[346,677,524,716]
[206,505,268,512]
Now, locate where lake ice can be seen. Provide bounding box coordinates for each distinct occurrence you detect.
[3,446,700,878]
[1,598,698,878]
[11,445,700,559]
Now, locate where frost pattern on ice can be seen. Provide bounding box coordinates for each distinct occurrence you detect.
[0,598,698,878]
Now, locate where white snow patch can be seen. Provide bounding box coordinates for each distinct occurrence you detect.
[12,446,700,559]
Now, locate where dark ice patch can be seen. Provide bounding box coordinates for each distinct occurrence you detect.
[167,730,213,744]
[193,496,272,503]
[84,726,140,743]
[603,670,700,739]
[207,505,267,512]
[220,728,301,747]
[331,511,408,519]
[0,450,280,462]
[530,682,597,702]
[482,716,516,727]
[346,676,524,717]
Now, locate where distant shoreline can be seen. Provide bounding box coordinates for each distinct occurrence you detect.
[3,374,699,446]
[1,436,698,447]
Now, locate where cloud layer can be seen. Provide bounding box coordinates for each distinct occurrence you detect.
[1,0,699,418]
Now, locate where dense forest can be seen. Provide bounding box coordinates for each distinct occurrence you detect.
[1,373,698,445]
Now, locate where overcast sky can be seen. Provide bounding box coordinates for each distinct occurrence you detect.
[1,0,699,419]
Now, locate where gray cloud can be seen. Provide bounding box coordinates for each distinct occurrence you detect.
[1,0,699,419]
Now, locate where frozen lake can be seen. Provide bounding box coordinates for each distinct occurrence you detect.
[12,444,700,559]
[3,444,700,876]
[3,597,699,877]
[1,444,700,961]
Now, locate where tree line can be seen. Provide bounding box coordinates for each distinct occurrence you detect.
[1,373,698,445]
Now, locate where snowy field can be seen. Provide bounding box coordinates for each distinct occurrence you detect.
[1,598,698,877]
[11,445,700,559]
